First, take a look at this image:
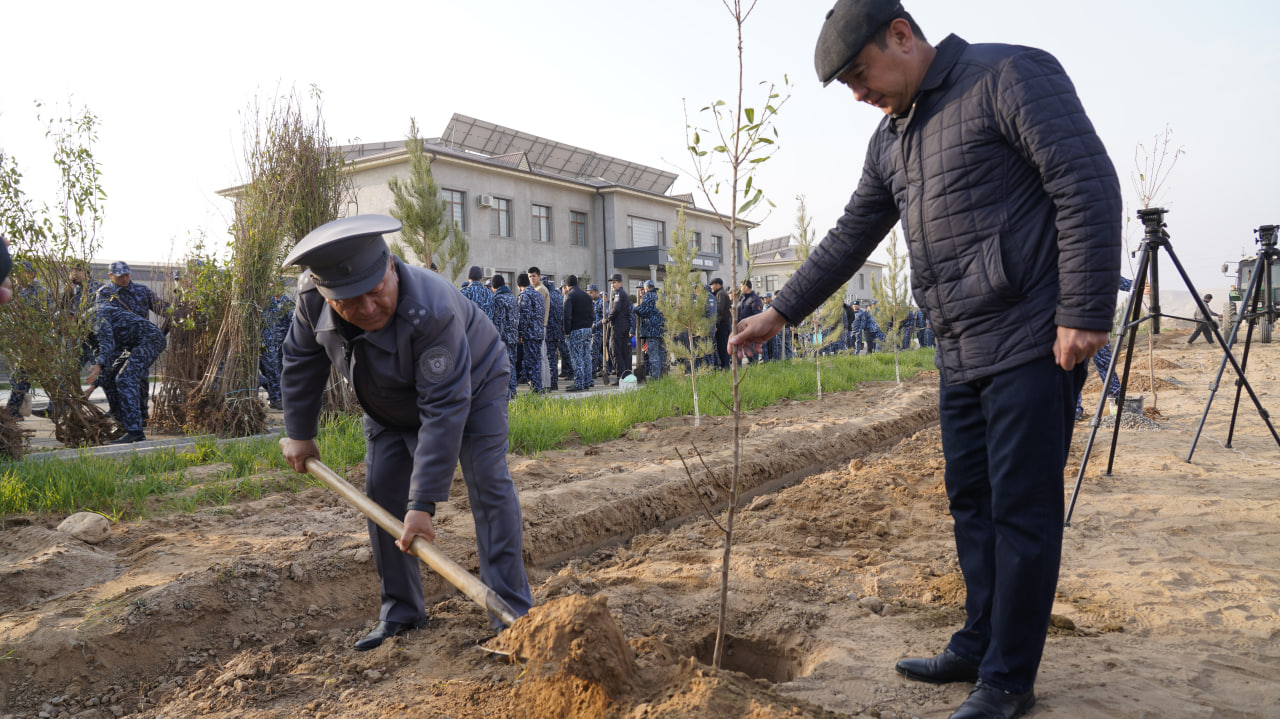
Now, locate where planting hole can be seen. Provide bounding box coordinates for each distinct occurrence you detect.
[694,633,804,683]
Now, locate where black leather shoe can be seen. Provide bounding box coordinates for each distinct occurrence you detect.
[353,617,428,651]
[948,681,1036,719]
[895,648,980,684]
[109,430,146,445]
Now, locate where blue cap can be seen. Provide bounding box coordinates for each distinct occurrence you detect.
[587,284,599,291]
[109,261,132,276]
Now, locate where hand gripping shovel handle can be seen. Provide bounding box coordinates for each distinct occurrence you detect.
[280,438,519,626]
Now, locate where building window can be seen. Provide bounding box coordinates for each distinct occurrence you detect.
[442,189,465,231]
[693,231,702,250]
[711,234,723,258]
[491,197,511,238]
[628,216,665,248]
[857,273,865,290]
[570,211,587,246]
[766,275,779,293]
[532,204,551,242]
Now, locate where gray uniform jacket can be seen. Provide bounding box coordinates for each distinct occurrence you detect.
[772,35,1121,385]
[281,256,509,503]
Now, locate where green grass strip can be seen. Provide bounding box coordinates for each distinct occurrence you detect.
[0,350,934,520]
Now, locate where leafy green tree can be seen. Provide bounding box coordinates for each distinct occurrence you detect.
[388,118,466,279]
[660,209,715,426]
[0,102,115,449]
[870,229,913,383]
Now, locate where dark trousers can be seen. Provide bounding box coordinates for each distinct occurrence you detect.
[1187,322,1214,344]
[362,369,532,631]
[714,322,731,369]
[611,323,632,377]
[940,356,1084,694]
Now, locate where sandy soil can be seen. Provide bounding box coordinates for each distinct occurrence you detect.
[1,331,1278,718]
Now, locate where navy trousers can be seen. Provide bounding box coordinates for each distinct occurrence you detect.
[362,369,533,631]
[940,356,1084,694]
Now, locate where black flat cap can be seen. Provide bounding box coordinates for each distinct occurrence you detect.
[815,0,904,86]
[284,215,398,300]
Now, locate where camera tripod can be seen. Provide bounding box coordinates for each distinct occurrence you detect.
[1187,224,1280,459]
[1065,208,1280,526]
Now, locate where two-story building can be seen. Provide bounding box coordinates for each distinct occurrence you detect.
[333,114,753,291]
[749,235,885,303]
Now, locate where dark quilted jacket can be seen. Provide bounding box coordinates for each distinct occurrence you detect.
[773,35,1121,384]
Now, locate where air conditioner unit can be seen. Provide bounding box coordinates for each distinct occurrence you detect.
[476,194,494,207]
[482,266,497,278]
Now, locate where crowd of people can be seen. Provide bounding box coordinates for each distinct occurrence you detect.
[453,267,938,397]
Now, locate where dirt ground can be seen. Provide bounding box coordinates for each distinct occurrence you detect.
[2,331,1278,718]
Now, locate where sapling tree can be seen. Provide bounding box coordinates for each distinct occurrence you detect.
[683,0,789,669]
[659,209,715,425]
[791,194,847,398]
[870,229,912,383]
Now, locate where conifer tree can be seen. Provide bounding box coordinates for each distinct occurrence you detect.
[870,229,912,383]
[388,118,465,277]
[659,209,715,426]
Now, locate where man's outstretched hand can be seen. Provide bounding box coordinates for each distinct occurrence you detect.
[728,308,786,359]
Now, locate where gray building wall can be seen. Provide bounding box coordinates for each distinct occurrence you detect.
[348,146,749,291]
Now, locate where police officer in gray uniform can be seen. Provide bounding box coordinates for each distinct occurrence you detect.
[278,215,533,650]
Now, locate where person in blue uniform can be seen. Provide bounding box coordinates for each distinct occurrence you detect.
[98,261,168,424]
[588,284,604,378]
[561,275,593,391]
[259,290,294,410]
[633,279,667,379]
[460,265,494,324]
[5,263,50,417]
[542,276,565,390]
[489,274,519,400]
[278,215,532,650]
[516,273,545,394]
[89,291,167,443]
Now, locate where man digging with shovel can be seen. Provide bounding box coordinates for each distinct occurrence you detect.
[278,215,533,650]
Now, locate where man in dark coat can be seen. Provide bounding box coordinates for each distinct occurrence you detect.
[606,273,632,381]
[562,275,594,391]
[279,215,532,650]
[710,277,732,369]
[730,2,1121,716]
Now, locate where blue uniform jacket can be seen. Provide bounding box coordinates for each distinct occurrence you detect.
[281,256,509,504]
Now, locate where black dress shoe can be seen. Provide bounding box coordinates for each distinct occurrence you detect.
[109,430,146,445]
[353,617,428,651]
[896,647,980,684]
[948,681,1035,719]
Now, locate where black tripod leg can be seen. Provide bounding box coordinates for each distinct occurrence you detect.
[1173,247,1280,460]
[1065,246,1151,526]
[1224,267,1267,447]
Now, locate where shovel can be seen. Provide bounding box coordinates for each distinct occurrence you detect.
[281,438,519,627]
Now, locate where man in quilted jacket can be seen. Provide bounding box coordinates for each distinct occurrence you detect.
[730,2,1121,717]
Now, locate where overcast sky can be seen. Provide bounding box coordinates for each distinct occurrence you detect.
[3,0,1276,292]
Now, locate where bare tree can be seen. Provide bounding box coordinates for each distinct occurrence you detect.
[191,86,352,436]
[683,0,789,669]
